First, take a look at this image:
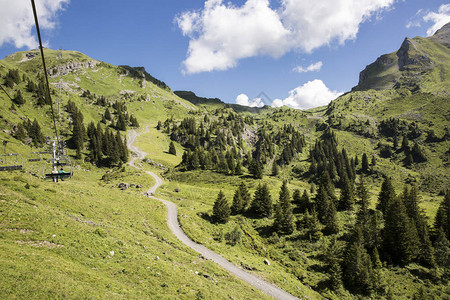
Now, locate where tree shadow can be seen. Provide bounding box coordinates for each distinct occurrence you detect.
[197,211,213,223]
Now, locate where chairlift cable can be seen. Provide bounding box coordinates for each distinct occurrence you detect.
[0,83,14,102]
[30,0,59,144]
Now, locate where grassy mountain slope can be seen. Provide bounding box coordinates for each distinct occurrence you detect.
[0,49,272,299]
[0,23,449,300]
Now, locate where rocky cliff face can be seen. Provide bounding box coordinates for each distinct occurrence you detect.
[431,22,450,47]
[396,38,432,70]
[49,60,99,77]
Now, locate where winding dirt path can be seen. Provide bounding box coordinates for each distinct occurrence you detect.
[128,126,299,300]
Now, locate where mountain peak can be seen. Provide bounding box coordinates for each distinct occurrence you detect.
[431,22,450,47]
[353,22,450,93]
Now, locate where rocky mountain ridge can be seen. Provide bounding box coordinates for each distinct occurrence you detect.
[354,22,450,93]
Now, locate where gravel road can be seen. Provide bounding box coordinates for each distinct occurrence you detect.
[128,126,299,300]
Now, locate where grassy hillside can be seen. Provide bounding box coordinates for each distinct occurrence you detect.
[0,168,271,299]
[0,24,449,299]
[0,49,272,299]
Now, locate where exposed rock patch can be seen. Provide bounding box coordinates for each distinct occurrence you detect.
[49,60,99,77]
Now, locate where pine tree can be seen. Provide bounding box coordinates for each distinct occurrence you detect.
[271,162,279,176]
[324,199,339,235]
[273,181,295,234]
[104,108,112,121]
[231,182,250,215]
[212,190,230,223]
[305,207,323,241]
[116,131,128,163]
[13,90,25,106]
[249,159,263,179]
[249,183,272,218]
[326,238,342,290]
[339,172,354,210]
[293,189,309,213]
[130,115,140,128]
[382,194,420,265]
[14,123,27,142]
[342,225,375,294]
[315,183,330,223]
[234,160,243,175]
[401,134,409,151]
[168,141,176,155]
[434,190,450,240]
[361,153,369,173]
[377,176,395,215]
[434,227,450,269]
[357,175,369,207]
[29,119,45,147]
[116,112,127,131]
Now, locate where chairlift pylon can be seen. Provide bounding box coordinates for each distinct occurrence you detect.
[43,140,72,182]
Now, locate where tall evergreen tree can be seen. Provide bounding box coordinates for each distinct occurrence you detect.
[28,119,45,147]
[13,90,25,106]
[434,227,450,269]
[361,153,369,173]
[104,108,112,121]
[434,190,450,240]
[339,172,354,210]
[168,141,177,155]
[382,194,420,265]
[273,181,295,234]
[249,159,263,179]
[271,162,279,176]
[305,207,322,241]
[231,182,251,215]
[324,199,339,235]
[377,176,396,215]
[326,238,343,290]
[315,183,330,223]
[249,183,272,217]
[342,225,375,294]
[212,190,230,223]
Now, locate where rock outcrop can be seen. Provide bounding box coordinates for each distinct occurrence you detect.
[49,61,99,77]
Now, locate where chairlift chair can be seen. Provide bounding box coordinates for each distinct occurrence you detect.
[0,153,24,171]
[43,155,73,182]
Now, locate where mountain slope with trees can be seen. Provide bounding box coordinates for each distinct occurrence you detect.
[0,23,449,299]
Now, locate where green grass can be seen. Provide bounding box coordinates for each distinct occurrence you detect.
[0,169,269,299]
[132,125,182,168]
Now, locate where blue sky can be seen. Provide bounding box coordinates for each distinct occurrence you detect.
[0,0,449,109]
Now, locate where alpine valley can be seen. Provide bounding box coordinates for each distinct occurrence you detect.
[0,22,449,299]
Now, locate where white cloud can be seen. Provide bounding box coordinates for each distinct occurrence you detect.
[280,0,394,52]
[176,0,395,73]
[423,4,450,36]
[0,0,69,49]
[176,0,290,74]
[271,79,343,110]
[293,61,323,73]
[235,93,265,108]
[406,9,423,29]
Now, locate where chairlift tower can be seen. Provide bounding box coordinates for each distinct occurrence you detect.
[57,47,62,60]
[44,139,72,182]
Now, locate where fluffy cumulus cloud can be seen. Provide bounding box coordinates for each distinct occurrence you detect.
[176,0,395,73]
[293,61,323,73]
[280,0,394,52]
[235,93,265,108]
[272,79,343,110]
[176,0,290,74]
[423,4,450,36]
[0,0,69,49]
